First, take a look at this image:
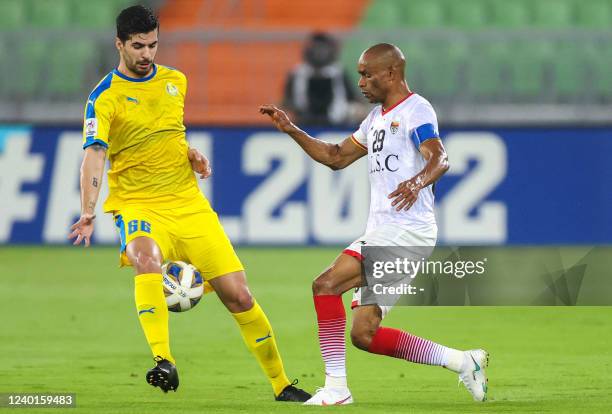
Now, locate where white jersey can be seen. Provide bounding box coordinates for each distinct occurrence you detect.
[351,93,439,233]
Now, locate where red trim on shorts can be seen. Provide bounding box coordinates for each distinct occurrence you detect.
[351,300,358,309]
[342,249,364,261]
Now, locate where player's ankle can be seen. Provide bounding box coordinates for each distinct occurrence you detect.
[325,374,348,388]
[443,349,465,373]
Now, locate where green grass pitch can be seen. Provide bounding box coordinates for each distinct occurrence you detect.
[1,246,611,413]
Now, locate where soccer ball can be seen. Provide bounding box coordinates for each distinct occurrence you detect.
[161,261,204,312]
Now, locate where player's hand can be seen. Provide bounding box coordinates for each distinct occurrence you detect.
[188,147,212,179]
[259,104,297,134]
[68,214,96,247]
[388,176,423,211]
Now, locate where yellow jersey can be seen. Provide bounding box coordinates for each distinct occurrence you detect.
[82,64,202,212]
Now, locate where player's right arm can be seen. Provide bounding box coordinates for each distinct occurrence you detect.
[69,144,106,247]
[70,79,114,247]
[259,104,366,170]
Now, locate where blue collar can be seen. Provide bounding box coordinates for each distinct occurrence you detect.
[113,64,157,82]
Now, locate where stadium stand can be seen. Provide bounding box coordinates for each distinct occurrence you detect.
[0,0,611,124]
[447,0,488,29]
[29,0,71,28]
[576,0,612,28]
[157,0,368,124]
[73,0,121,29]
[342,0,612,108]
[532,0,574,27]
[0,0,135,103]
[0,0,27,29]
[12,39,47,98]
[490,0,531,28]
[159,0,364,29]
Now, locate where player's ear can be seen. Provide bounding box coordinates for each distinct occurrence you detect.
[386,68,394,82]
[115,37,124,51]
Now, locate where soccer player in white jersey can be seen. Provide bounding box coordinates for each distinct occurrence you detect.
[260,43,488,405]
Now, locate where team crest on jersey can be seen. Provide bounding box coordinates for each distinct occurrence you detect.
[85,118,97,137]
[166,82,179,96]
[390,121,400,134]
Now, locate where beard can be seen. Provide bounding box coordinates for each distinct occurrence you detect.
[128,59,153,76]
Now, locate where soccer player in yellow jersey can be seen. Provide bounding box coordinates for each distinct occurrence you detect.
[68,5,310,401]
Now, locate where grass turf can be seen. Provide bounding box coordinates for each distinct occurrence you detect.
[1,246,611,413]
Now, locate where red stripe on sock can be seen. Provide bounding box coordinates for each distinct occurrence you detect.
[368,327,402,357]
[314,295,346,377]
[369,327,448,366]
[313,295,345,321]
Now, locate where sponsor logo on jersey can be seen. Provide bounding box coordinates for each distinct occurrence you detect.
[166,82,179,96]
[126,96,139,104]
[85,118,97,137]
[369,153,400,173]
[390,121,400,134]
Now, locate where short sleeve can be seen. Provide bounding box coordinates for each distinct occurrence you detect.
[351,109,374,151]
[409,102,440,150]
[177,70,187,98]
[83,74,114,150]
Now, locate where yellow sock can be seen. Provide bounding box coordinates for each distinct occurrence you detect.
[232,300,291,396]
[134,273,175,364]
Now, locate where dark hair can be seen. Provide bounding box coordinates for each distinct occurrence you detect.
[304,32,338,68]
[116,5,159,42]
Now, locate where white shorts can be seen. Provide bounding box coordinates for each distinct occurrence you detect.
[344,223,437,318]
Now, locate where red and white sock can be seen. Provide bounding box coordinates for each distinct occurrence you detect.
[368,327,464,372]
[313,295,348,386]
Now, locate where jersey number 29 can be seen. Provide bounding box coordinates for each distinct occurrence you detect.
[372,129,385,153]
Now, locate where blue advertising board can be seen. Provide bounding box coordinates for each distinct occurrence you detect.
[0,125,610,245]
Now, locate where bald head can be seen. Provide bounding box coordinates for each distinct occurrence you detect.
[357,43,409,105]
[361,43,406,75]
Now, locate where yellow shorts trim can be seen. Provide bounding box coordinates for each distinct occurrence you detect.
[113,201,243,281]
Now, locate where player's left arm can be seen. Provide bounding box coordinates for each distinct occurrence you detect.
[388,138,449,211]
[187,147,212,179]
[180,70,211,180]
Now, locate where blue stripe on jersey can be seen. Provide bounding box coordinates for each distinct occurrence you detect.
[85,71,113,120]
[410,123,439,148]
[112,64,157,82]
[83,138,109,149]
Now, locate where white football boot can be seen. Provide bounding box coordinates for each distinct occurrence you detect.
[458,349,489,402]
[303,386,353,406]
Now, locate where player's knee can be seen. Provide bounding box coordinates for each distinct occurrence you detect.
[131,251,162,274]
[312,272,340,295]
[228,290,254,313]
[350,328,374,351]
